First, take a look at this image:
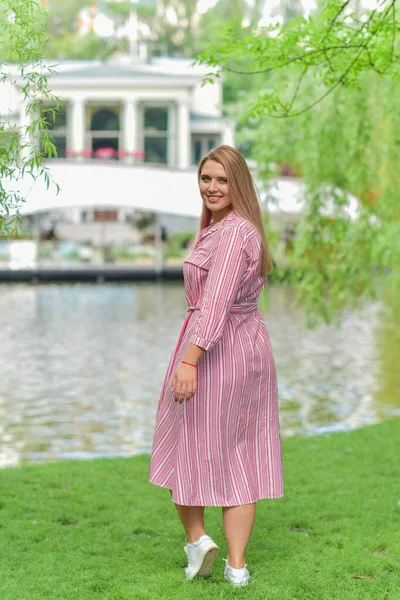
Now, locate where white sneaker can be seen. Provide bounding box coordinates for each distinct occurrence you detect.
[223,558,251,586]
[183,534,219,580]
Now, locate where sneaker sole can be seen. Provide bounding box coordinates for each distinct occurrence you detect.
[224,573,249,586]
[192,545,219,579]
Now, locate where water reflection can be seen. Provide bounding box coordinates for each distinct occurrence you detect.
[0,283,398,468]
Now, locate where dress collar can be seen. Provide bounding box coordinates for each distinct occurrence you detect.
[202,209,236,236]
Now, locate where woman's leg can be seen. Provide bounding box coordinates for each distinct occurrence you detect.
[169,490,206,543]
[222,503,256,568]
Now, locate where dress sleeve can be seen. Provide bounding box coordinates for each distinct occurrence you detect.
[189,225,248,352]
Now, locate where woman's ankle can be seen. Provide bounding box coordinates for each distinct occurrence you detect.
[227,556,246,569]
[187,531,206,544]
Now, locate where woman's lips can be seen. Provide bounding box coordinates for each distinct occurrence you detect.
[207,196,222,203]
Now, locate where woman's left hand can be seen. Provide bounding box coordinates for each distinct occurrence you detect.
[172,363,197,403]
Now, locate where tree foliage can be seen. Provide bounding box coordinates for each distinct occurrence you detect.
[197,0,400,326]
[43,32,118,61]
[0,0,59,238]
[45,0,88,36]
[38,0,268,61]
[197,0,399,118]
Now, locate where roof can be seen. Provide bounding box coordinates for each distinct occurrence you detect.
[50,64,192,80]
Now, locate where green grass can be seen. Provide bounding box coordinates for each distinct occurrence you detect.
[1,419,399,599]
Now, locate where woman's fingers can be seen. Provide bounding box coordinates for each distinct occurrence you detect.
[172,372,197,402]
[186,383,193,401]
[175,381,186,403]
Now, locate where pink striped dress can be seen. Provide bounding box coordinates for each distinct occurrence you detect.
[148,209,284,506]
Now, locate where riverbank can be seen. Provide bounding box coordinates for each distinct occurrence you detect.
[0,264,183,283]
[0,264,290,283]
[0,419,399,599]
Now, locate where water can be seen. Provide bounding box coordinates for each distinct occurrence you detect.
[0,283,399,468]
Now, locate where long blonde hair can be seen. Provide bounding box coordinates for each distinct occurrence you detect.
[191,145,273,276]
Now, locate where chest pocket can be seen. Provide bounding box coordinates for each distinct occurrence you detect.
[184,245,212,271]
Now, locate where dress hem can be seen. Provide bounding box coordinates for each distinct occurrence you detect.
[148,477,284,507]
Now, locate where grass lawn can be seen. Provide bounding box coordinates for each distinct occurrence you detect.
[0,419,399,600]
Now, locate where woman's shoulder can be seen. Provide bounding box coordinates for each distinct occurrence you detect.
[228,211,260,241]
[225,213,263,263]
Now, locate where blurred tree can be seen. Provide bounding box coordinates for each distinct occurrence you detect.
[46,0,88,36]
[40,0,271,60]
[149,0,201,57]
[249,0,268,26]
[271,0,305,23]
[43,32,118,60]
[42,0,124,59]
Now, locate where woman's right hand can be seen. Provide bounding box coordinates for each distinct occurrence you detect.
[171,363,197,403]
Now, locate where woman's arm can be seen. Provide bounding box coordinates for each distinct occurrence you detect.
[172,225,248,402]
[181,343,205,366]
[188,224,248,353]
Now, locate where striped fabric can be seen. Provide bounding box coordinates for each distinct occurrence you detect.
[148,210,284,506]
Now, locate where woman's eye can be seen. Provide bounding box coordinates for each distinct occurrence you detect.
[201,176,227,183]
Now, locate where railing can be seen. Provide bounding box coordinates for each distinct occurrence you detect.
[65,149,146,161]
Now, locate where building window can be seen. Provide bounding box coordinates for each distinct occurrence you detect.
[41,103,68,158]
[50,137,67,158]
[144,137,168,164]
[91,109,119,131]
[93,210,118,222]
[191,135,221,165]
[88,105,121,159]
[141,105,171,165]
[144,107,168,132]
[193,140,202,165]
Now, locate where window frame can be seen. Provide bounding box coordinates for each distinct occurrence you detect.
[138,101,177,166]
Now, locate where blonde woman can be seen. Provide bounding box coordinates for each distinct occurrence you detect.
[148,145,283,586]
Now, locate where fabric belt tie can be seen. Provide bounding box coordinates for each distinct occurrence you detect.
[187,301,258,315]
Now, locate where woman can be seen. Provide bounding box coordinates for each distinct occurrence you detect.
[148,145,284,586]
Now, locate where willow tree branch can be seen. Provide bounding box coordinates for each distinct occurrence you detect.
[267,44,367,119]
[222,0,387,77]
[391,1,396,62]
[283,66,308,116]
[321,0,353,44]
[224,44,366,76]
[267,0,395,118]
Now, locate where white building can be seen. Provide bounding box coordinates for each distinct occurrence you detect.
[2,55,234,169]
[0,54,359,271]
[0,53,235,252]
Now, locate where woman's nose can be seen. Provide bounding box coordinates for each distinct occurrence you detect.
[208,179,217,191]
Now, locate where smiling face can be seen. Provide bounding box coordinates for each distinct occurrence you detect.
[199,160,232,219]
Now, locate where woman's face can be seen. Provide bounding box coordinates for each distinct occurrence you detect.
[199,160,231,214]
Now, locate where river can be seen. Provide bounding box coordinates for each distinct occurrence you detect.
[0,282,399,468]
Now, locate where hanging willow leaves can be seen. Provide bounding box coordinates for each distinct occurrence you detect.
[197,0,400,326]
[0,0,60,239]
